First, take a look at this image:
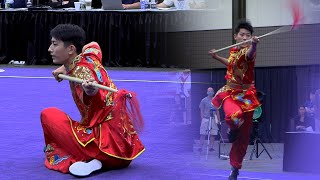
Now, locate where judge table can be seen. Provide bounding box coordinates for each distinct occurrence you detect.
[283,131,320,174]
[0,8,218,67]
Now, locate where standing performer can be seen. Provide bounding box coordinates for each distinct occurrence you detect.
[41,24,145,176]
[208,19,261,180]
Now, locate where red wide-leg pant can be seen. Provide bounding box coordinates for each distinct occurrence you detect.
[40,107,131,173]
[223,98,253,169]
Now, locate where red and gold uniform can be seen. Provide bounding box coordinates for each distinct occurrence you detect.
[41,42,145,173]
[212,47,260,169]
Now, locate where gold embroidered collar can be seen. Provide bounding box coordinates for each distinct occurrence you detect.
[67,54,82,72]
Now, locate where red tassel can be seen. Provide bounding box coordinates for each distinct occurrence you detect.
[113,89,144,133]
[288,0,304,30]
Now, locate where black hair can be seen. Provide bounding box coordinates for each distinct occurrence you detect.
[234,19,254,35]
[50,24,86,54]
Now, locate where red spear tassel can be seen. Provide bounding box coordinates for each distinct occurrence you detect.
[113,89,144,133]
[288,0,304,30]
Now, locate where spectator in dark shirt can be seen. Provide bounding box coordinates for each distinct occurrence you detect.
[293,105,314,132]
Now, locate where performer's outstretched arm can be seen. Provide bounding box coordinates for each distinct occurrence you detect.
[208,49,229,66]
[246,36,259,60]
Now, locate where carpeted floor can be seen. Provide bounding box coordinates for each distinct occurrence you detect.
[0,66,319,180]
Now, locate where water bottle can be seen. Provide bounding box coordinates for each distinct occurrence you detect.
[27,0,32,7]
[5,0,13,9]
[145,0,150,9]
[80,0,86,10]
[150,0,156,9]
[177,0,185,10]
[140,0,145,10]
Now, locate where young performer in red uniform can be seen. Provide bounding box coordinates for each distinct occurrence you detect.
[208,19,261,180]
[41,24,145,177]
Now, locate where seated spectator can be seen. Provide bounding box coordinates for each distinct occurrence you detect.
[157,0,206,9]
[157,0,225,10]
[293,105,314,132]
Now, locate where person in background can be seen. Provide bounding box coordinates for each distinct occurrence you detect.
[199,87,220,152]
[157,0,190,9]
[293,105,314,132]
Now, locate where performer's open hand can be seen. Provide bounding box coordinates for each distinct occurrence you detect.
[52,65,66,82]
[82,78,99,96]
